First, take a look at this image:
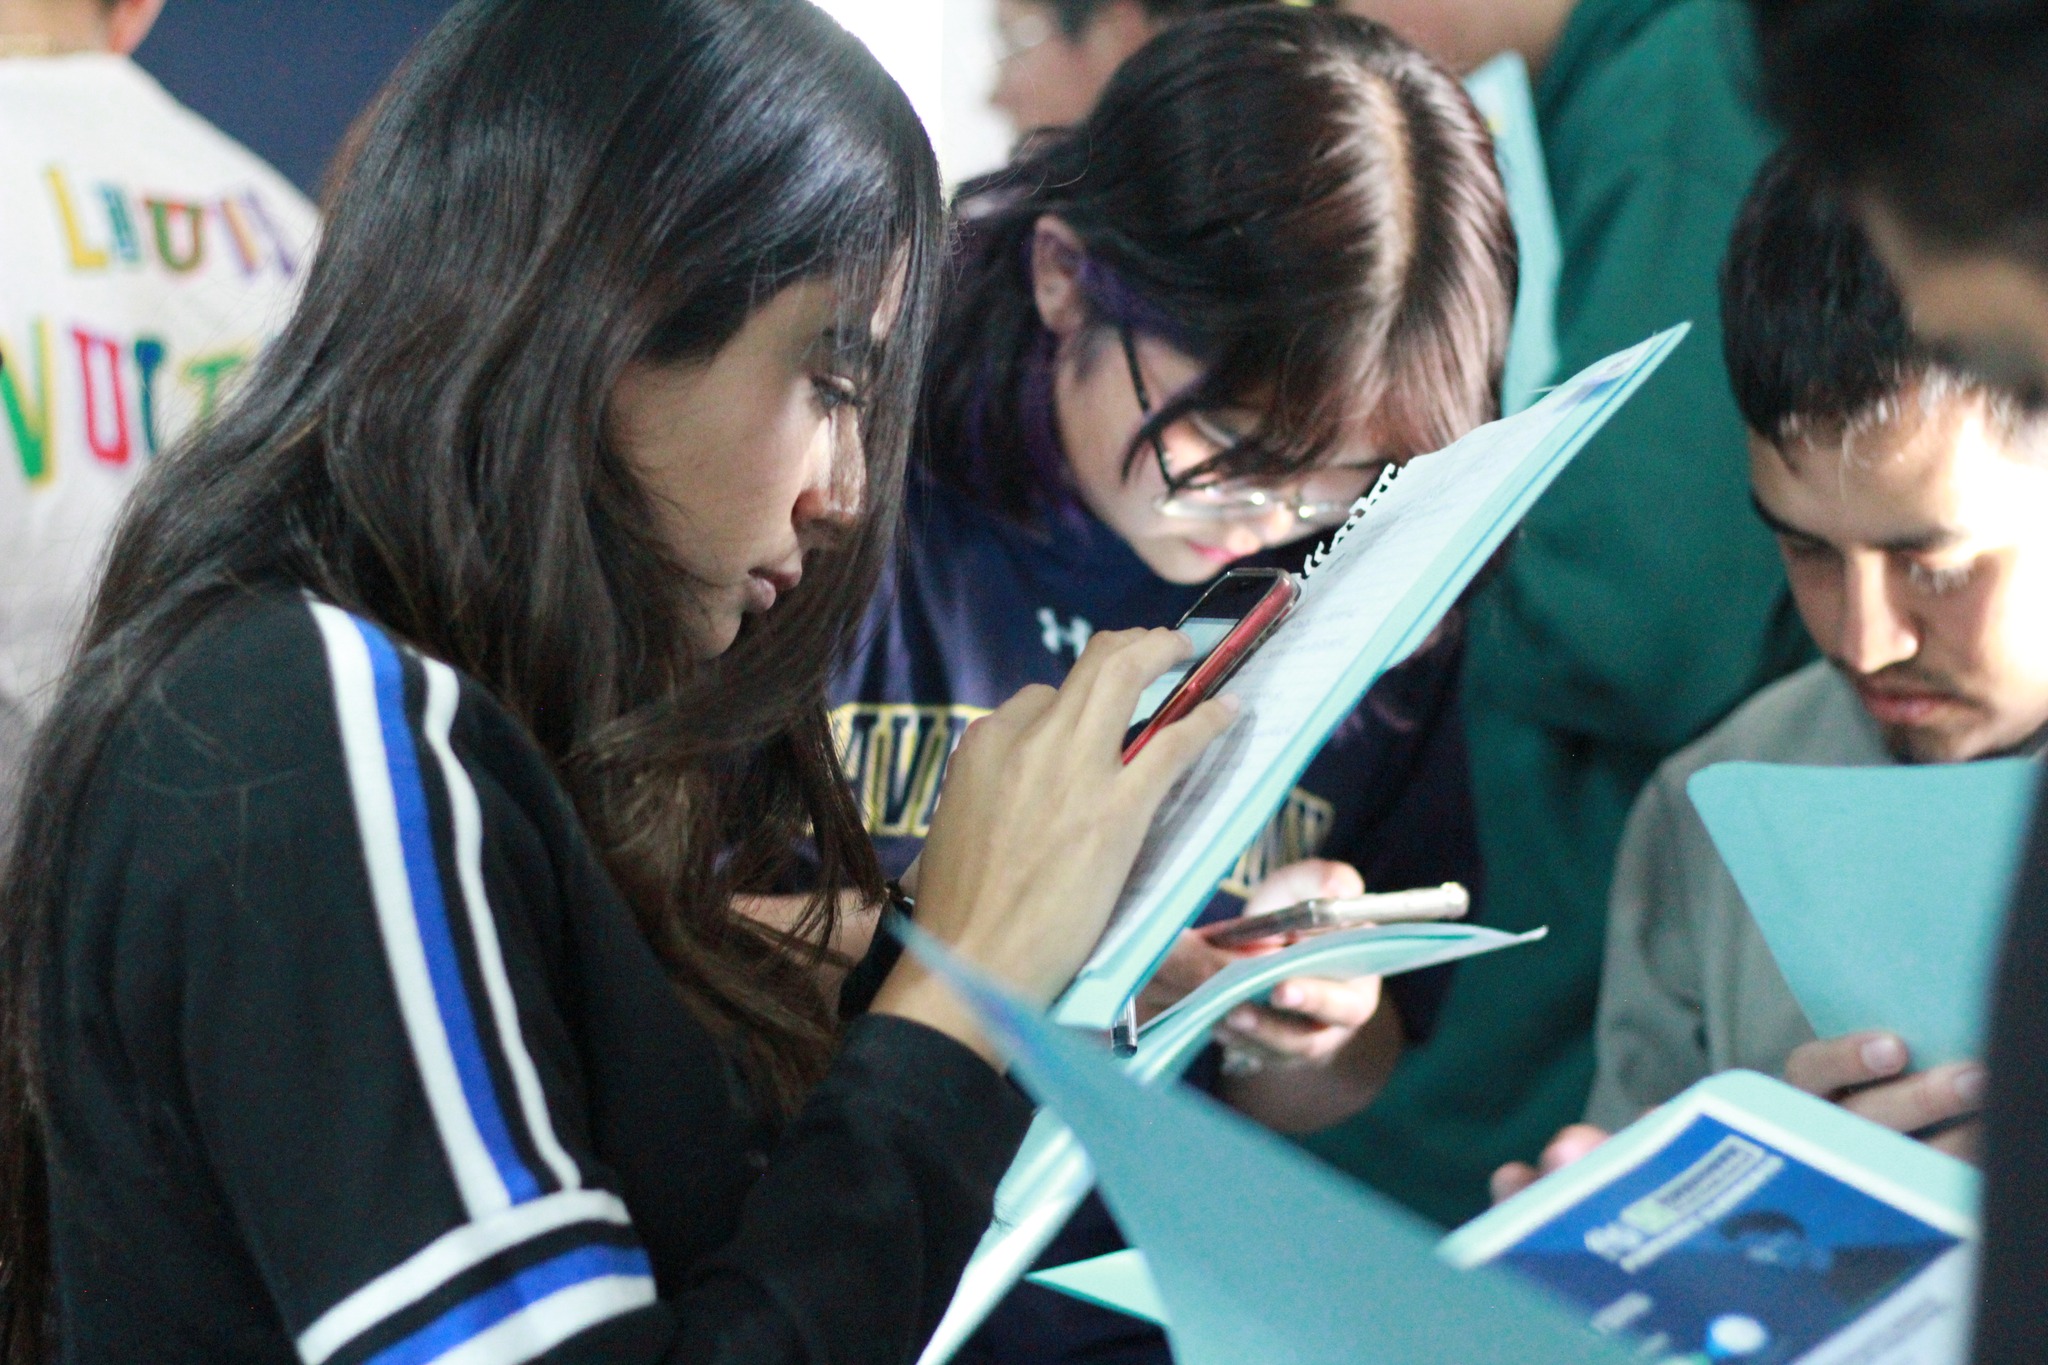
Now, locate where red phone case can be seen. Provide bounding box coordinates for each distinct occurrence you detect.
[1121,575,1298,761]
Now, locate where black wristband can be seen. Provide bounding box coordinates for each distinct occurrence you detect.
[837,883,912,1019]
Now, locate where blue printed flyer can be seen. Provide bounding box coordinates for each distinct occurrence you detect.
[1500,1115,1955,1360]
[1442,1072,1979,1365]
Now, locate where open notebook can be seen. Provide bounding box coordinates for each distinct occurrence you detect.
[1056,325,1688,1031]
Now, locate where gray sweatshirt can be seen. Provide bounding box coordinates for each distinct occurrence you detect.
[1584,661,1892,1130]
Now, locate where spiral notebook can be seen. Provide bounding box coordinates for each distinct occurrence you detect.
[1055,325,1689,1031]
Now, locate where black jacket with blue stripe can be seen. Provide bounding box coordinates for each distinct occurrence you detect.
[43,594,1030,1364]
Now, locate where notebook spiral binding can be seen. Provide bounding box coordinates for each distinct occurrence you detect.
[1299,462,1404,583]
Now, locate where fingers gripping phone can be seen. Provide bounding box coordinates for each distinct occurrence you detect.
[1201,882,1471,950]
[1122,568,1298,761]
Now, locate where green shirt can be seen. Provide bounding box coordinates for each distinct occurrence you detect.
[1304,0,1813,1225]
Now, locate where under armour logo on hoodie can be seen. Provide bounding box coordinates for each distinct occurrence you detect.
[1037,608,1093,661]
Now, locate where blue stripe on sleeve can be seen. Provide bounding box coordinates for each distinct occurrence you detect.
[364,1245,656,1365]
[356,618,543,1206]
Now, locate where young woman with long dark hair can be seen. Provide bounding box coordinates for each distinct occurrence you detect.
[830,12,1515,1360]
[0,2,1237,1361]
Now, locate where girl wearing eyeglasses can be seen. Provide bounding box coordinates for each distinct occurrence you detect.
[831,11,1515,1360]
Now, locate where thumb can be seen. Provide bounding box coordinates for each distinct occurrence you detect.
[1309,858,1366,900]
[1243,858,1365,917]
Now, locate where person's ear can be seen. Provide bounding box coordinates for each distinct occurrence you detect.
[1030,215,1090,340]
[105,0,168,56]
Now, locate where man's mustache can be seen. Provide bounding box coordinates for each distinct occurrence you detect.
[1830,656,1973,707]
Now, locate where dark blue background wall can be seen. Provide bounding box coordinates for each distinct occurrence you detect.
[135,1,455,197]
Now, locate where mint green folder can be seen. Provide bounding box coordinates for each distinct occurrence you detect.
[900,921,1635,1365]
[1464,53,1561,415]
[1687,759,2038,1065]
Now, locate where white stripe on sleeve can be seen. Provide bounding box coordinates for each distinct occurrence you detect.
[309,602,512,1218]
[297,1189,635,1365]
[434,1276,660,1365]
[418,658,583,1195]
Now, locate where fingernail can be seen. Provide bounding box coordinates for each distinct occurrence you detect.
[1228,1007,1257,1029]
[1955,1065,1988,1106]
[1862,1035,1907,1074]
[1273,985,1302,1008]
[1216,694,1243,715]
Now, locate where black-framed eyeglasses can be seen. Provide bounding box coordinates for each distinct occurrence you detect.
[1118,324,1383,526]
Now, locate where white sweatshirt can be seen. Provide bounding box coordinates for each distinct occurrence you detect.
[0,53,317,790]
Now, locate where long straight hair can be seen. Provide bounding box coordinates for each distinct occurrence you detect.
[925,7,1518,524]
[0,0,941,1353]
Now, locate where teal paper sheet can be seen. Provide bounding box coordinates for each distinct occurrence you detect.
[1687,759,2039,1065]
[899,922,1633,1365]
[1056,328,1688,1032]
[1464,53,1561,415]
[1032,1249,1165,1326]
[920,924,1545,1365]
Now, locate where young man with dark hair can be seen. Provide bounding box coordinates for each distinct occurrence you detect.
[1744,6,2048,1357]
[991,0,1275,132]
[1493,151,2048,1197]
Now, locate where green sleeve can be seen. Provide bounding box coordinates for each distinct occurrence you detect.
[1466,1,1812,753]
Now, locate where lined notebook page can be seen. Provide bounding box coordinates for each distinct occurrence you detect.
[1054,326,1688,1029]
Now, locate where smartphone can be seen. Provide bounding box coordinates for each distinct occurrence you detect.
[1122,568,1299,761]
[1201,882,1469,950]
